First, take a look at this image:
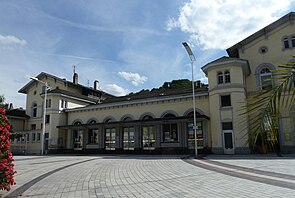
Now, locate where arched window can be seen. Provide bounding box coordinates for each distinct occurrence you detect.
[32,103,37,117]
[142,115,153,120]
[104,117,115,123]
[260,68,272,89]
[283,37,290,49]
[123,117,132,122]
[163,113,176,118]
[74,121,82,125]
[224,70,230,83]
[217,72,223,84]
[88,120,96,124]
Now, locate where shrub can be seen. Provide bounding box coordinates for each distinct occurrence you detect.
[0,108,16,191]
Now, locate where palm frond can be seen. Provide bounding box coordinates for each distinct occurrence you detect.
[244,57,295,151]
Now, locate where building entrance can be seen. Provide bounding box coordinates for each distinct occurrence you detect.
[105,128,116,150]
[142,126,155,150]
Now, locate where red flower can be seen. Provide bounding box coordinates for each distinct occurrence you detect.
[0,110,16,191]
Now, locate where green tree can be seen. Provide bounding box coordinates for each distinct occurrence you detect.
[0,95,9,110]
[245,57,295,152]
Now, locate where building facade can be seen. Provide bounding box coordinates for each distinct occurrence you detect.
[11,12,295,155]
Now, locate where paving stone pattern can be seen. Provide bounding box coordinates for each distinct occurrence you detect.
[1,155,295,198]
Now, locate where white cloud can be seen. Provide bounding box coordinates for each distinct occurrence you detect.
[167,0,292,50]
[118,71,148,86]
[103,84,129,96]
[0,34,27,46]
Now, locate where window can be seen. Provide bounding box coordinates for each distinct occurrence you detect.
[260,68,272,89]
[105,128,116,150]
[88,129,98,144]
[283,37,289,49]
[46,99,51,108]
[162,123,178,142]
[218,72,223,84]
[37,133,41,142]
[26,133,30,142]
[45,115,50,123]
[221,95,231,107]
[187,121,203,149]
[32,103,37,117]
[31,124,36,130]
[259,46,268,54]
[224,70,230,83]
[222,122,233,130]
[218,71,230,84]
[123,117,132,122]
[87,120,98,144]
[32,133,36,142]
[292,36,295,48]
[123,127,135,150]
[142,115,153,120]
[61,100,68,108]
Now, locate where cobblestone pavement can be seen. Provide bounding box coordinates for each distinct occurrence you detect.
[1,155,295,198]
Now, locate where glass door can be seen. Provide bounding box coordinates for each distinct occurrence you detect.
[123,127,135,150]
[142,126,155,150]
[105,128,116,150]
[73,129,83,150]
[187,122,203,149]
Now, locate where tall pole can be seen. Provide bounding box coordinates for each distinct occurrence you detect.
[25,133,28,155]
[182,42,198,158]
[42,82,47,155]
[191,60,198,158]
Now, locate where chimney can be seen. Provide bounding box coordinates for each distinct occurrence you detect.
[73,72,78,84]
[9,103,13,110]
[73,65,78,84]
[94,80,100,90]
[196,80,201,88]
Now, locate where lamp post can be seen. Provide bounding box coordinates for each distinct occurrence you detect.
[25,133,28,155]
[182,42,198,158]
[30,77,48,155]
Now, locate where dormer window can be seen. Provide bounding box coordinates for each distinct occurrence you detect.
[217,71,230,84]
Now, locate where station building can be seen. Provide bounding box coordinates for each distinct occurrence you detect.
[10,12,295,155]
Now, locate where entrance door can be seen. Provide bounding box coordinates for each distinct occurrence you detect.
[74,129,83,150]
[187,122,204,149]
[105,128,116,150]
[123,127,135,150]
[142,126,155,150]
[223,130,234,154]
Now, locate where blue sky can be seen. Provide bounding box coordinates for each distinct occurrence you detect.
[0,0,294,108]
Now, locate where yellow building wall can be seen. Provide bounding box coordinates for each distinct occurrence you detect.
[67,96,210,125]
[239,23,295,93]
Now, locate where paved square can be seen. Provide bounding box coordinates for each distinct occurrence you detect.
[1,155,295,197]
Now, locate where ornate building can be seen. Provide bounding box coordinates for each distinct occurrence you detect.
[11,12,295,155]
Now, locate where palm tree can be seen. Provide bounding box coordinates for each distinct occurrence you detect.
[245,57,295,152]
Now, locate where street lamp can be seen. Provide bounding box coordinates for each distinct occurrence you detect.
[182,42,198,158]
[30,77,49,155]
